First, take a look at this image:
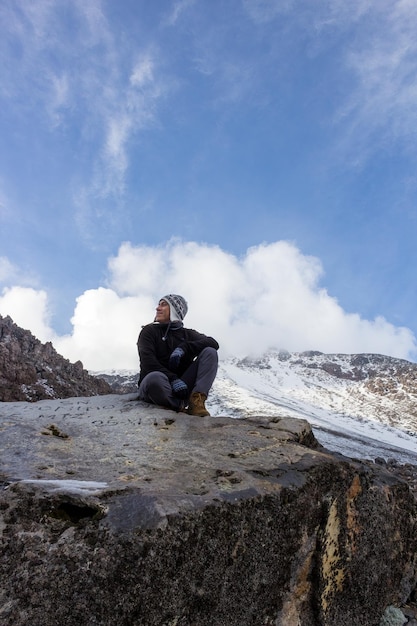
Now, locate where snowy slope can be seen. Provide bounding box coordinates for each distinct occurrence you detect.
[207,352,417,465]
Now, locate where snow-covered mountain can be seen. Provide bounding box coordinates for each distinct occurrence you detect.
[94,350,417,466]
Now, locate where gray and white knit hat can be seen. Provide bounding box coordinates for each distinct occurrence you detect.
[162,294,188,322]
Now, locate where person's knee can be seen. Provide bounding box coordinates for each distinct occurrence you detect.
[145,371,167,392]
[200,347,218,362]
[140,371,166,395]
[139,371,173,406]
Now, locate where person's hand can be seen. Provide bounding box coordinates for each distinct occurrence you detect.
[169,347,185,371]
[171,378,188,399]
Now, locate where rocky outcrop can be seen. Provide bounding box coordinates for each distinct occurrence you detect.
[0,315,112,401]
[0,395,416,626]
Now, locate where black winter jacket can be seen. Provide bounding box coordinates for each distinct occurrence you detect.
[137,321,219,384]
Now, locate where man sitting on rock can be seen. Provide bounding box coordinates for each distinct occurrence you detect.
[137,294,219,416]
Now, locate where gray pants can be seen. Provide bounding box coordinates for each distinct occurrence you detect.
[138,347,218,411]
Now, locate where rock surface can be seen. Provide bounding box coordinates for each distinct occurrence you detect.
[0,314,112,401]
[1,394,416,626]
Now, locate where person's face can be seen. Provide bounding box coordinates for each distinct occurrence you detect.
[155,299,170,323]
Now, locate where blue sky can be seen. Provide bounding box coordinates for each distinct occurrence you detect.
[1,0,417,370]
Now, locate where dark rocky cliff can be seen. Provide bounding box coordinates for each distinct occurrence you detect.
[0,314,112,401]
[0,395,416,626]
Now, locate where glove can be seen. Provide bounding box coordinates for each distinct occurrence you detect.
[171,378,188,399]
[169,347,185,372]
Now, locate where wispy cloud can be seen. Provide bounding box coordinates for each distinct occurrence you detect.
[0,256,40,291]
[46,73,71,129]
[0,258,17,283]
[241,0,417,163]
[96,51,164,198]
[163,0,196,27]
[0,183,12,222]
[242,0,295,24]
[1,1,169,242]
[341,2,417,156]
[305,1,417,164]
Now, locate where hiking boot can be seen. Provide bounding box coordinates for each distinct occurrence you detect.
[187,392,210,417]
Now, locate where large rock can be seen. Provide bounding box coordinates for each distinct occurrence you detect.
[0,394,416,625]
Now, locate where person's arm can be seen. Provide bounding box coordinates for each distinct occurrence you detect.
[178,329,219,360]
[138,325,177,381]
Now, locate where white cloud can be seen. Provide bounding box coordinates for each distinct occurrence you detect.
[54,288,142,371]
[0,241,415,370]
[0,286,56,343]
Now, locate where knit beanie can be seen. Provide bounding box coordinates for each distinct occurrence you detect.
[162,294,188,322]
